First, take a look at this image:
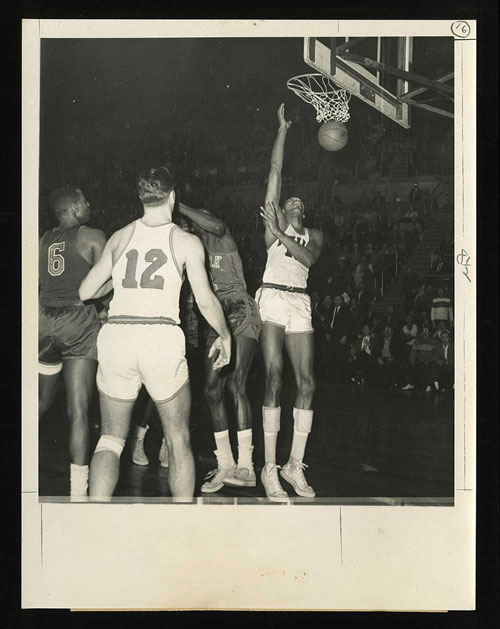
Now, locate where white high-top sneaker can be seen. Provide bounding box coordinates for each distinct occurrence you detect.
[261,463,289,502]
[132,431,149,466]
[280,459,316,498]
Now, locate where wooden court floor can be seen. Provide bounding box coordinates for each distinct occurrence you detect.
[38,350,454,505]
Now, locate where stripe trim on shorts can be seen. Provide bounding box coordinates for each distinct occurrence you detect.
[153,378,190,404]
[97,387,139,403]
[39,361,63,376]
[284,329,314,335]
[261,320,286,330]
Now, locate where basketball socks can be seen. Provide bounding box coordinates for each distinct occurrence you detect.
[236,428,253,469]
[70,463,89,496]
[214,429,236,468]
[132,424,149,465]
[136,425,148,440]
[263,406,281,464]
[289,408,313,463]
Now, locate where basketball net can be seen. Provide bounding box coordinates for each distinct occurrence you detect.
[287,73,351,123]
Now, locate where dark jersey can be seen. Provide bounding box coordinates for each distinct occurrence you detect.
[204,239,247,297]
[39,225,91,305]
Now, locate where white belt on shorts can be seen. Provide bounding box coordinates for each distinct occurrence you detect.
[260,282,307,294]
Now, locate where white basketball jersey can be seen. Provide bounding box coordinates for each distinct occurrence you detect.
[262,224,310,289]
[108,220,183,324]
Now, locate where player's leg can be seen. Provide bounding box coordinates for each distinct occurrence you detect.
[259,322,289,501]
[281,331,316,498]
[137,388,170,469]
[63,358,97,496]
[261,322,285,409]
[261,322,285,464]
[155,383,194,500]
[89,393,134,501]
[89,323,139,501]
[131,392,154,466]
[285,332,316,409]
[227,337,257,431]
[203,344,230,432]
[39,372,60,419]
[201,347,236,493]
[38,309,62,418]
[225,335,258,486]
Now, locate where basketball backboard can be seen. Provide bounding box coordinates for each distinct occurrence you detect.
[304,36,454,129]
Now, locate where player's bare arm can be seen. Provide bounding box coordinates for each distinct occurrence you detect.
[178,202,226,238]
[264,103,292,246]
[78,226,107,266]
[78,230,120,301]
[180,231,231,369]
[260,200,324,268]
[77,226,113,300]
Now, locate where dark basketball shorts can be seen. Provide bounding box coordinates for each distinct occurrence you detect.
[39,303,100,375]
[206,292,262,346]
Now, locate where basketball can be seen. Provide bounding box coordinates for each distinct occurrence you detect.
[318,120,349,152]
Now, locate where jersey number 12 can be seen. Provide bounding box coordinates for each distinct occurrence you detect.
[122,248,168,289]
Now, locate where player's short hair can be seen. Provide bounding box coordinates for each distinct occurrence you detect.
[136,166,175,206]
[49,186,82,217]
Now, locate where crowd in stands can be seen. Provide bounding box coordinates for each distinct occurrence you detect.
[309,262,454,391]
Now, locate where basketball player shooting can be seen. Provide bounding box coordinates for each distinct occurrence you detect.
[39,187,109,498]
[256,103,324,501]
[178,201,262,493]
[79,167,231,501]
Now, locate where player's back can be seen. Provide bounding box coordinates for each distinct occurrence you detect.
[39,225,92,305]
[108,219,183,324]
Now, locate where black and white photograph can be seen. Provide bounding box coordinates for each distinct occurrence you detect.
[22,19,477,611]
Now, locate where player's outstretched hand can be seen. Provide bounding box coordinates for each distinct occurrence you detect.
[208,335,231,370]
[260,200,282,237]
[277,103,292,130]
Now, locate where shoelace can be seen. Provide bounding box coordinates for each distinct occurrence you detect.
[203,467,229,482]
[266,465,285,493]
[288,462,310,489]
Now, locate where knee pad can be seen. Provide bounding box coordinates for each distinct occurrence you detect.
[263,406,281,432]
[293,408,313,434]
[94,435,125,458]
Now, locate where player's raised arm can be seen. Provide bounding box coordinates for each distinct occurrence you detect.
[260,201,324,268]
[178,202,226,238]
[263,104,292,240]
[183,234,231,369]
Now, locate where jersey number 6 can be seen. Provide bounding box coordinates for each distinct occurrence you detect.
[122,248,168,289]
[48,242,66,277]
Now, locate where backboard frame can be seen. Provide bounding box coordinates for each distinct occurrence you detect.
[304,36,412,128]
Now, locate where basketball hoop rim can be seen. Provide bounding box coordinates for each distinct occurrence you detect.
[287,73,351,98]
[287,72,351,124]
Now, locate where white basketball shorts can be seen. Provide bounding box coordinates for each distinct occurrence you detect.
[255,287,313,334]
[96,323,189,403]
